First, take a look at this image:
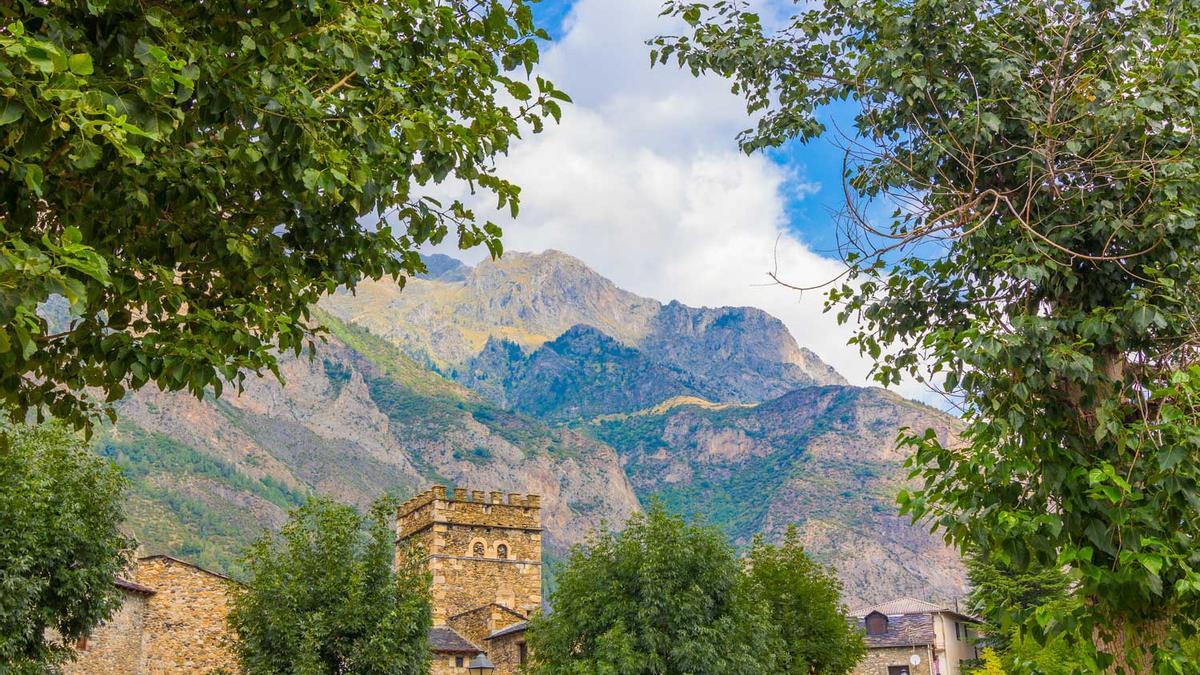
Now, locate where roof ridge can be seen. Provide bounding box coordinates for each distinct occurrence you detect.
[137,553,237,583]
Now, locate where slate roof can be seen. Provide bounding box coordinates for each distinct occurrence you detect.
[428,626,483,654]
[114,577,155,595]
[448,602,528,623]
[486,621,528,641]
[857,612,936,649]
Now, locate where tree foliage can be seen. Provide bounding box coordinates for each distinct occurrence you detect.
[227,496,431,675]
[744,527,865,675]
[654,0,1200,670]
[0,417,132,672]
[0,0,568,429]
[965,550,1073,655]
[966,551,1084,673]
[526,503,782,675]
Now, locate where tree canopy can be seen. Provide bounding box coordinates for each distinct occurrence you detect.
[744,527,865,675]
[526,503,783,675]
[655,0,1200,671]
[227,496,431,675]
[0,417,131,672]
[0,0,567,429]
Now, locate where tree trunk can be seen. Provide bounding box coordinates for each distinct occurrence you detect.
[1095,610,1172,674]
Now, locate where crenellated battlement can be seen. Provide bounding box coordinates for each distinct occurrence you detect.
[398,485,541,519]
[396,484,544,626]
[397,485,542,541]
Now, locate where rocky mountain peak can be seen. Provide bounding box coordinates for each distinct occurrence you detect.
[320,251,847,398]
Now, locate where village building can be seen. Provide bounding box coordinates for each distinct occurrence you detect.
[66,485,540,675]
[397,485,541,675]
[849,597,982,675]
[62,554,238,674]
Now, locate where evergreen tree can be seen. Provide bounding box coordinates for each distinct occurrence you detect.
[964,551,1072,654]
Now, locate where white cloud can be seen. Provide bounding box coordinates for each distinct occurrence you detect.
[424,0,932,401]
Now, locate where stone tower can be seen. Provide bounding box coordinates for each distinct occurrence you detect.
[396,486,543,626]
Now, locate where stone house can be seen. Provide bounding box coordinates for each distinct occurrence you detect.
[849,597,981,675]
[63,554,238,674]
[397,485,541,675]
[66,485,542,675]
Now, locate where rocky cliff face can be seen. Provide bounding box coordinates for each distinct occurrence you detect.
[321,250,845,403]
[106,249,965,605]
[588,387,964,606]
[102,315,640,574]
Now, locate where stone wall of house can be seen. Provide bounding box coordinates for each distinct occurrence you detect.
[851,646,934,675]
[487,630,529,675]
[431,653,474,675]
[398,486,543,624]
[62,589,150,675]
[447,605,494,648]
[134,556,237,673]
[448,604,527,650]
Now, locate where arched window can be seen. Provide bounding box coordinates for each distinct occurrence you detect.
[496,544,508,560]
[473,542,485,557]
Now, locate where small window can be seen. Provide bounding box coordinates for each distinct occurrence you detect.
[75,636,88,651]
[955,621,962,641]
[473,542,485,557]
[865,612,888,636]
[519,642,528,665]
[496,543,508,560]
[455,655,464,667]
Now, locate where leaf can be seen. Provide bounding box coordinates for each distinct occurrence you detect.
[0,100,23,126]
[68,53,94,75]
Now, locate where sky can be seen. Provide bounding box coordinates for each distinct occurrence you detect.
[428,0,927,400]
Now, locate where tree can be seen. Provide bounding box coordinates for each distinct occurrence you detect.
[654,0,1200,670]
[0,417,132,672]
[965,552,1083,674]
[965,551,1073,655]
[526,503,781,674]
[974,648,1008,675]
[0,0,568,429]
[227,496,431,675]
[744,527,865,674]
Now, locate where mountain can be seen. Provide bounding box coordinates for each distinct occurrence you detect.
[101,249,965,605]
[99,315,639,575]
[460,326,714,420]
[588,386,964,603]
[319,250,846,401]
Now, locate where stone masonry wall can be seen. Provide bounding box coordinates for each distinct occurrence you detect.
[62,589,150,675]
[134,556,237,673]
[851,646,934,675]
[399,486,543,625]
[487,631,529,675]
[431,653,472,675]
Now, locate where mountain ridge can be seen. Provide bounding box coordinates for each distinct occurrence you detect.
[320,249,847,403]
[102,249,965,605]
